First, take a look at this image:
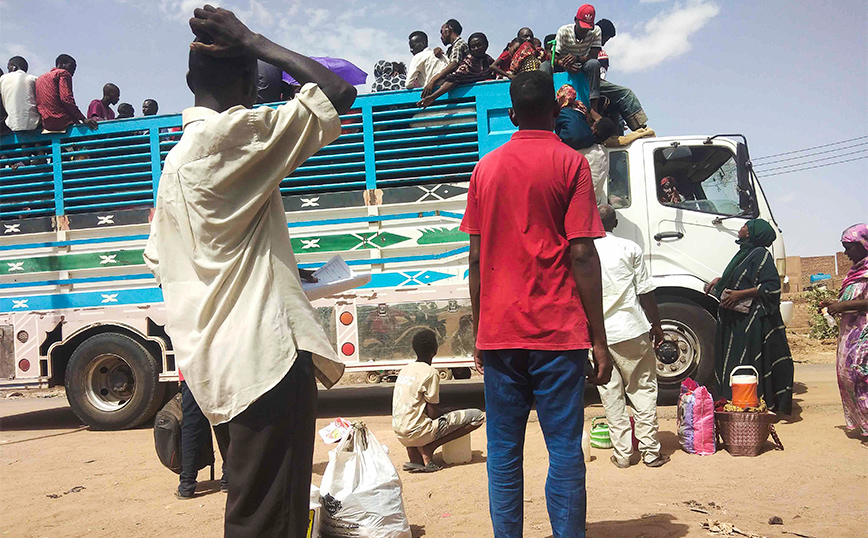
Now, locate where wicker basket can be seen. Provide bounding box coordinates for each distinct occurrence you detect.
[714,411,783,457]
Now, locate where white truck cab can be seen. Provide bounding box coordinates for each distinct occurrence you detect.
[608,134,793,397]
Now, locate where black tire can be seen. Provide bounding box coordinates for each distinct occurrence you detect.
[452,367,472,380]
[65,332,166,430]
[656,300,716,403]
[437,368,453,381]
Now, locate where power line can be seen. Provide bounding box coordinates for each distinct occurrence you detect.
[753,135,868,161]
[755,149,868,173]
[753,141,868,167]
[757,155,868,177]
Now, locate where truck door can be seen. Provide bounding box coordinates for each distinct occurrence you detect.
[643,139,758,284]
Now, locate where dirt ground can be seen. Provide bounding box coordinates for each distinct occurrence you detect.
[1,360,865,538]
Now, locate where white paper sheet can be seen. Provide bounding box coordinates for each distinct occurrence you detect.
[302,256,371,301]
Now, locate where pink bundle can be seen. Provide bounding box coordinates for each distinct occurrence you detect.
[677,378,716,455]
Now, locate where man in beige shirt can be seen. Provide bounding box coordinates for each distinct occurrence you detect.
[143,6,355,537]
[392,329,485,473]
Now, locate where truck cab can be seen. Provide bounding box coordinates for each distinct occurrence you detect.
[608,134,792,397]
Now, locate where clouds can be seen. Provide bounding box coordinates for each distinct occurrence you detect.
[605,1,720,73]
[0,43,49,75]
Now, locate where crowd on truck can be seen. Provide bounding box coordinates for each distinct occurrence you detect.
[2,3,867,538]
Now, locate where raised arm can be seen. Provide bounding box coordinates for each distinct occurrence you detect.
[189,5,356,114]
[569,237,612,385]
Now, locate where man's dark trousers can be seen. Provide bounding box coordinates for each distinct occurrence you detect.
[179,381,229,496]
[484,349,588,538]
[223,351,317,538]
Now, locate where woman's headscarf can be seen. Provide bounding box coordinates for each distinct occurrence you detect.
[556,84,587,114]
[716,219,777,293]
[840,223,868,292]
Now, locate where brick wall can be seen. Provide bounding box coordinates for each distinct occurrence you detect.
[799,255,837,289]
[784,252,848,293]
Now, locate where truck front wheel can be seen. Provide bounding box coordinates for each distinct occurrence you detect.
[655,300,716,403]
[65,333,166,430]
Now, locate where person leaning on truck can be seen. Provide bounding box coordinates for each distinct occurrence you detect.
[421,19,468,98]
[0,56,41,132]
[462,70,612,538]
[34,54,98,132]
[142,5,356,537]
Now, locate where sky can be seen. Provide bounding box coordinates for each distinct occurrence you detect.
[1,0,865,257]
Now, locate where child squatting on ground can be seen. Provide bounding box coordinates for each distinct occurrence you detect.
[391,329,485,473]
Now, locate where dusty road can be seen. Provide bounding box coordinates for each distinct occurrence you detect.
[1,363,865,538]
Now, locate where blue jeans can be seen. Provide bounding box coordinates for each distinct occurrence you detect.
[484,349,587,538]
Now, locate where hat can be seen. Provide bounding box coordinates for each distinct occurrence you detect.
[576,4,596,29]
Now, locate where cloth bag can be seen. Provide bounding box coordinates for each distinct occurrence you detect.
[153,392,214,474]
[319,423,411,538]
[677,379,716,455]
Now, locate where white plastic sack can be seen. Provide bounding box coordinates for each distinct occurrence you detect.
[319,423,411,538]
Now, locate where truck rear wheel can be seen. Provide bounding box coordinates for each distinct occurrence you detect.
[65,332,166,430]
[452,367,472,380]
[656,299,716,403]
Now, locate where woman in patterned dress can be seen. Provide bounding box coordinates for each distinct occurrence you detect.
[821,223,868,441]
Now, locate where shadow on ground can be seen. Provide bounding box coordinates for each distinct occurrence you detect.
[543,513,690,538]
[0,405,83,431]
[318,381,485,419]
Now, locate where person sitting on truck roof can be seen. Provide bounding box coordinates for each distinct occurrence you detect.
[35,54,98,132]
[421,19,468,99]
[143,5,356,537]
[492,38,524,80]
[555,5,650,133]
[0,56,40,132]
[594,204,670,469]
[596,18,615,79]
[392,329,485,473]
[142,98,159,116]
[116,102,134,118]
[87,83,120,121]
[540,33,557,75]
[405,31,448,89]
[417,32,495,108]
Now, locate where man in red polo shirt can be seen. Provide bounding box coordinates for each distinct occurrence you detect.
[461,70,612,538]
[34,54,97,132]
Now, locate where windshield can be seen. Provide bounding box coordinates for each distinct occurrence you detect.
[653,145,757,217]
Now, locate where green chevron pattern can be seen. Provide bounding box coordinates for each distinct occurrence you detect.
[2,249,147,275]
[290,232,411,252]
[417,227,469,245]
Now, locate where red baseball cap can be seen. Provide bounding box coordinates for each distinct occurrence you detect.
[576,4,596,29]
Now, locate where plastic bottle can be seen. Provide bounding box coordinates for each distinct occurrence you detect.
[581,428,591,462]
[821,307,837,328]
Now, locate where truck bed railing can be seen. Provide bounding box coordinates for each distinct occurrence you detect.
[1,73,586,224]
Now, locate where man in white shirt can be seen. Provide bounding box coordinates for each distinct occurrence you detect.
[0,56,40,132]
[594,205,669,469]
[405,31,448,89]
[143,6,356,537]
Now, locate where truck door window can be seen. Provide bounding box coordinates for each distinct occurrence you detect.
[653,146,753,216]
[607,150,630,208]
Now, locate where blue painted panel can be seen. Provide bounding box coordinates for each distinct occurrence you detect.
[0,287,164,313]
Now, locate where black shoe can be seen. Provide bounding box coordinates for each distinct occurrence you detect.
[610,455,631,469]
[175,488,195,500]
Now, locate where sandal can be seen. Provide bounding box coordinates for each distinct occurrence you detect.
[409,462,442,473]
[644,454,671,468]
[402,462,425,472]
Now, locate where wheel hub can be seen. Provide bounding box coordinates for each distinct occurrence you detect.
[84,353,136,412]
[655,320,701,380]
